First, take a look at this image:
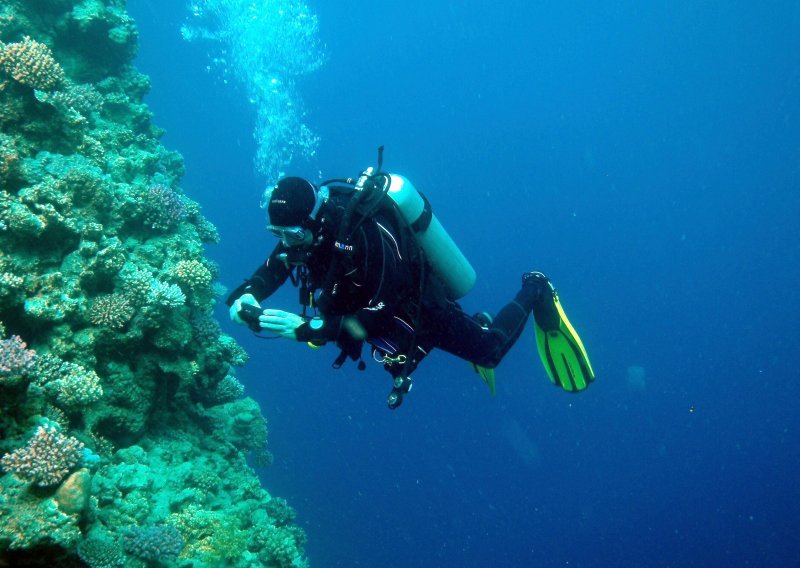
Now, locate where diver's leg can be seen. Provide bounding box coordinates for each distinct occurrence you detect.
[424,273,548,367]
[485,272,553,362]
[418,300,487,361]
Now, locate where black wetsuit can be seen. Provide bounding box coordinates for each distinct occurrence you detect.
[227,192,540,377]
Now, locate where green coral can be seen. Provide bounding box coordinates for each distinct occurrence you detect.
[0,36,65,91]
[77,535,124,568]
[89,293,133,329]
[32,354,104,409]
[91,433,304,567]
[172,259,212,291]
[168,505,248,563]
[0,0,305,565]
[0,474,82,550]
[219,334,249,366]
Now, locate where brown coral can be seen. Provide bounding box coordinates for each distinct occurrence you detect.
[173,259,212,291]
[0,36,64,91]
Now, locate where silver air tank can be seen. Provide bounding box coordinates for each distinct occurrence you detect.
[387,174,476,299]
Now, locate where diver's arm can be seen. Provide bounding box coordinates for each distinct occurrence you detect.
[225,244,292,307]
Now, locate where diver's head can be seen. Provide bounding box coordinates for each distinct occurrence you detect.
[265,176,326,247]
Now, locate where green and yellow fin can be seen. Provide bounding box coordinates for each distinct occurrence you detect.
[471,363,497,396]
[532,290,595,392]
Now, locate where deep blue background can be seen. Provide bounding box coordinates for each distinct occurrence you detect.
[128,2,800,566]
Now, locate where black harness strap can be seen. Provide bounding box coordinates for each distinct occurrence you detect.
[410,192,433,234]
[319,149,432,378]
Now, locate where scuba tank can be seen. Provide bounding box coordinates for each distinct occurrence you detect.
[384,173,475,299]
[324,148,476,300]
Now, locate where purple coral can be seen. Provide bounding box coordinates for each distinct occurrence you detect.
[123,525,184,562]
[0,335,36,383]
[0,423,84,486]
[143,184,187,231]
[191,313,221,345]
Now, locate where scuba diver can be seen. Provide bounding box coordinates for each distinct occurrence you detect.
[227,151,595,409]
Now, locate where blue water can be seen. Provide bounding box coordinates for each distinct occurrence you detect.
[128,2,800,566]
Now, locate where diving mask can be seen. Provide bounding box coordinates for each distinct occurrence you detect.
[268,225,308,247]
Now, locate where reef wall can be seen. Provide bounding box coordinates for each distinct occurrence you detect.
[0,1,306,566]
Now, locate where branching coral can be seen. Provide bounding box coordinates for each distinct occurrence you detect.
[35,81,104,119]
[172,259,212,291]
[1,423,85,487]
[89,293,134,329]
[32,354,104,409]
[0,334,36,385]
[118,264,152,306]
[0,36,64,91]
[77,536,125,568]
[139,184,187,231]
[213,374,245,404]
[122,525,184,563]
[218,334,249,366]
[191,312,221,345]
[147,280,186,308]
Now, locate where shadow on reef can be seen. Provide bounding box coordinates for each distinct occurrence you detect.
[0,1,306,566]
[1,544,84,567]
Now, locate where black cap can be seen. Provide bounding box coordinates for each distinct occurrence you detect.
[268,177,317,227]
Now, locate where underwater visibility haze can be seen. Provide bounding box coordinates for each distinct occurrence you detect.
[1,0,799,566]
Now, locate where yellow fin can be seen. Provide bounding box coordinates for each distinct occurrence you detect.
[533,291,595,392]
[471,363,497,396]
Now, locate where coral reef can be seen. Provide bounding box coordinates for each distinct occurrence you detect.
[0,334,36,385]
[122,525,184,563]
[1,423,85,487]
[0,1,306,566]
[0,36,64,91]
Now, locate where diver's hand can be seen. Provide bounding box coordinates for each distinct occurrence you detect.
[259,309,305,340]
[230,293,261,326]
